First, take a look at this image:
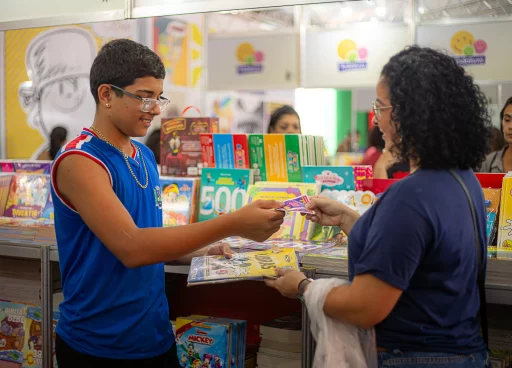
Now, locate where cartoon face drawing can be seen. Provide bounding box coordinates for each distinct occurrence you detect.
[18,27,97,158]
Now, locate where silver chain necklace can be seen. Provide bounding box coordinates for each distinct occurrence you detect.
[89,126,149,189]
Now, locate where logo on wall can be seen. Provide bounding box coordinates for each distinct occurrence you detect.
[450,31,487,66]
[236,42,264,75]
[337,39,368,72]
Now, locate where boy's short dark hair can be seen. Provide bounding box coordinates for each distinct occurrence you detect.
[89,39,165,104]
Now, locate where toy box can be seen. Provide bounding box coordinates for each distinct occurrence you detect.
[161,117,219,176]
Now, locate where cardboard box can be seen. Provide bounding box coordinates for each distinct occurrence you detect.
[160,117,219,176]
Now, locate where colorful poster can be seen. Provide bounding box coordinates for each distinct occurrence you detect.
[153,16,204,88]
[5,22,138,159]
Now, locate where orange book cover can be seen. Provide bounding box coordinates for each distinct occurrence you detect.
[263,134,287,182]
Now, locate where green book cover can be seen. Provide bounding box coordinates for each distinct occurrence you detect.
[248,134,267,182]
[284,135,302,182]
[198,168,253,222]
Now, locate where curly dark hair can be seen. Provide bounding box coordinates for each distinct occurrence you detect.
[90,39,165,104]
[381,46,490,169]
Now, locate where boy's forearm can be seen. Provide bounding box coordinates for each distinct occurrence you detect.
[125,214,236,267]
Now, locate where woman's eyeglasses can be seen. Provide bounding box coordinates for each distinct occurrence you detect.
[110,84,170,113]
[372,101,393,123]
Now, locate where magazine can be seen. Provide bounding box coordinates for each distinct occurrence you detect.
[187,249,299,286]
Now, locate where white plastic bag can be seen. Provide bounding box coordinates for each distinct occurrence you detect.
[304,278,378,368]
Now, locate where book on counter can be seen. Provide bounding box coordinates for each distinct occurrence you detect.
[187,248,299,286]
[215,236,335,263]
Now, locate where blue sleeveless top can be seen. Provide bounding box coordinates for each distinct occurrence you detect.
[51,128,173,359]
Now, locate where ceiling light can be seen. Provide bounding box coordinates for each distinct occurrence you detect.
[508,0,512,5]
[418,7,425,14]
[370,16,378,23]
[341,7,353,17]
[375,7,386,17]
[483,0,492,9]
[441,9,449,17]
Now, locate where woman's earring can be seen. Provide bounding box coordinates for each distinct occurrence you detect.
[106,103,110,108]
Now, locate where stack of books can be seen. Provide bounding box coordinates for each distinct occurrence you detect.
[302,247,349,275]
[257,316,302,368]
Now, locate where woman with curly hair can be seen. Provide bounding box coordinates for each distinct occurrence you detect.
[266,46,490,367]
[480,97,512,172]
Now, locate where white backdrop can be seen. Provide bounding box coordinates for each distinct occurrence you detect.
[417,22,512,82]
[208,32,299,91]
[304,25,410,88]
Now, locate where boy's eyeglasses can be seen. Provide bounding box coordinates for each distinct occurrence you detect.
[110,84,170,113]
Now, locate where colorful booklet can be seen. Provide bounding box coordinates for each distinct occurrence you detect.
[175,318,231,368]
[187,249,299,286]
[160,177,199,227]
[245,182,320,241]
[4,175,51,219]
[198,168,253,222]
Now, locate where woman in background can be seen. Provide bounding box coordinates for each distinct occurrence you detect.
[38,126,67,160]
[480,98,512,172]
[267,105,301,134]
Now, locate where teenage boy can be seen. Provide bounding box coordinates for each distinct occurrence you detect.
[51,39,285,368]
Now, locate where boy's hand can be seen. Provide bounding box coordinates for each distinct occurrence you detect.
[231,200,285,242]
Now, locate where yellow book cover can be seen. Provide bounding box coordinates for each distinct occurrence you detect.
[244,182,320,240]
[263,134,288,182]
[188,248,299,285]
[497,175,512,260]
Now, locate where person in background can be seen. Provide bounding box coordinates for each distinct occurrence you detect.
[51,39,284,368]
[480,97,512,173]
[267,105,301,134]
[37,126,68,160]
[336,130,362,153]
[266,46,490,367]
[489,127,506,153]
[361,127,384,168]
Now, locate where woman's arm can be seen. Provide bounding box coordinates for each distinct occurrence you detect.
[322,274,402,329]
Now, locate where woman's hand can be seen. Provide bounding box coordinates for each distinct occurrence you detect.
[264,268,308,299]
[374,149,397,179]
[206,242,234,259]
[305,196,360,235]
